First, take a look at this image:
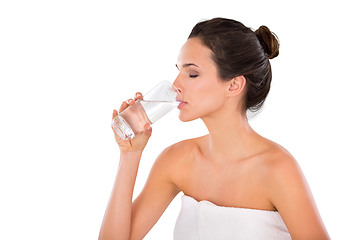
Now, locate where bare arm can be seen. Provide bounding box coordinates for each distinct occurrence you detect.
[267,149,330,240]
[99,151,143,240]
[99,94,152,240]
[99,145,181,240]
[129,146,181,239]
[99,94,181,240]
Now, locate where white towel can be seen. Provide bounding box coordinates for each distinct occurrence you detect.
[174,195,291,240]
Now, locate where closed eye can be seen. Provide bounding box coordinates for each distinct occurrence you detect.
[189,74,199,78]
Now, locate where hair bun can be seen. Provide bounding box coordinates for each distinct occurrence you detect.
[255,25,279,59]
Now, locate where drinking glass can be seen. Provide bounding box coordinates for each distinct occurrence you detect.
[112,81,181,140]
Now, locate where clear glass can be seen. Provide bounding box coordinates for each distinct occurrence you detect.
[112,81,181,140]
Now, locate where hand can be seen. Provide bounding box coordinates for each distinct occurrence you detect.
[112,92,152,153]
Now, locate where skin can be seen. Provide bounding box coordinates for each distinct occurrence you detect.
[99,37,330,240]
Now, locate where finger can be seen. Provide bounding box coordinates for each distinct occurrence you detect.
[119,101,128,112]
[134,92,143,100]
[143,123,152,136]
[128,98,136,106]
[112,109,118,120]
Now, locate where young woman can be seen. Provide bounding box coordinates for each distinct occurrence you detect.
[99,18,330,240]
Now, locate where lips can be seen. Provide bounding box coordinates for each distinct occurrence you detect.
[177,100,187,109]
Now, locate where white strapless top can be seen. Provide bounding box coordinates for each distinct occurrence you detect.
[174,195,291,240]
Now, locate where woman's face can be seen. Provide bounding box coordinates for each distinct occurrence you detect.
[174,37,230,122]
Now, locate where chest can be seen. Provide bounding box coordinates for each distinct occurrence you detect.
[176,156,275,211]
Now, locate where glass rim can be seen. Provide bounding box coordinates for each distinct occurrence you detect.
[142,80,182,102]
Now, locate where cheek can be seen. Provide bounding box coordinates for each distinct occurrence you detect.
[191,77,219,98]
[198,90,224,112]
[195,79,224,103]
[187,80,225,114]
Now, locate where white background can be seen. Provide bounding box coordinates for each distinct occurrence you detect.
[1,0,359,239]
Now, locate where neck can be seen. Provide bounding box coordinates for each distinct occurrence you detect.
[201,109,258,166]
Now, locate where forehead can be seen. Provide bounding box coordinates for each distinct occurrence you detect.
[177,37,214,67]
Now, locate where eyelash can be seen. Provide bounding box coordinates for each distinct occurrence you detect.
[189,74,199,78]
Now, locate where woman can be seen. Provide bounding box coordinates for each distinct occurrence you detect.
[99,18,330,240]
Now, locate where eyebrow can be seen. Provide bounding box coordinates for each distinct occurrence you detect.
[175,63,199,69]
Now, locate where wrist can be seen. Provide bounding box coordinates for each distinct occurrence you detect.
[120,150,143,159]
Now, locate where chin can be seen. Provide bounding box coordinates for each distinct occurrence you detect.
[178,112,200,122]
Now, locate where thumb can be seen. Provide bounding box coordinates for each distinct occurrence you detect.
[143,123,152,136]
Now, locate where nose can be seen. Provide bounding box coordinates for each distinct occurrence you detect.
[172,75,183,102]
[173,74,182,94]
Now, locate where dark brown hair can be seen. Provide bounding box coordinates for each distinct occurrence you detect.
[189,18,279,113]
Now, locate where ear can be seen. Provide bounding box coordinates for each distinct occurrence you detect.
[227,76,246,97]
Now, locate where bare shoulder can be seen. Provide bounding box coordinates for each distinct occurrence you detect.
[261,141,300,175]
[260,141,330,239]
[159,135,204,163]
[259,141,305,201]
[154,135,204,182]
